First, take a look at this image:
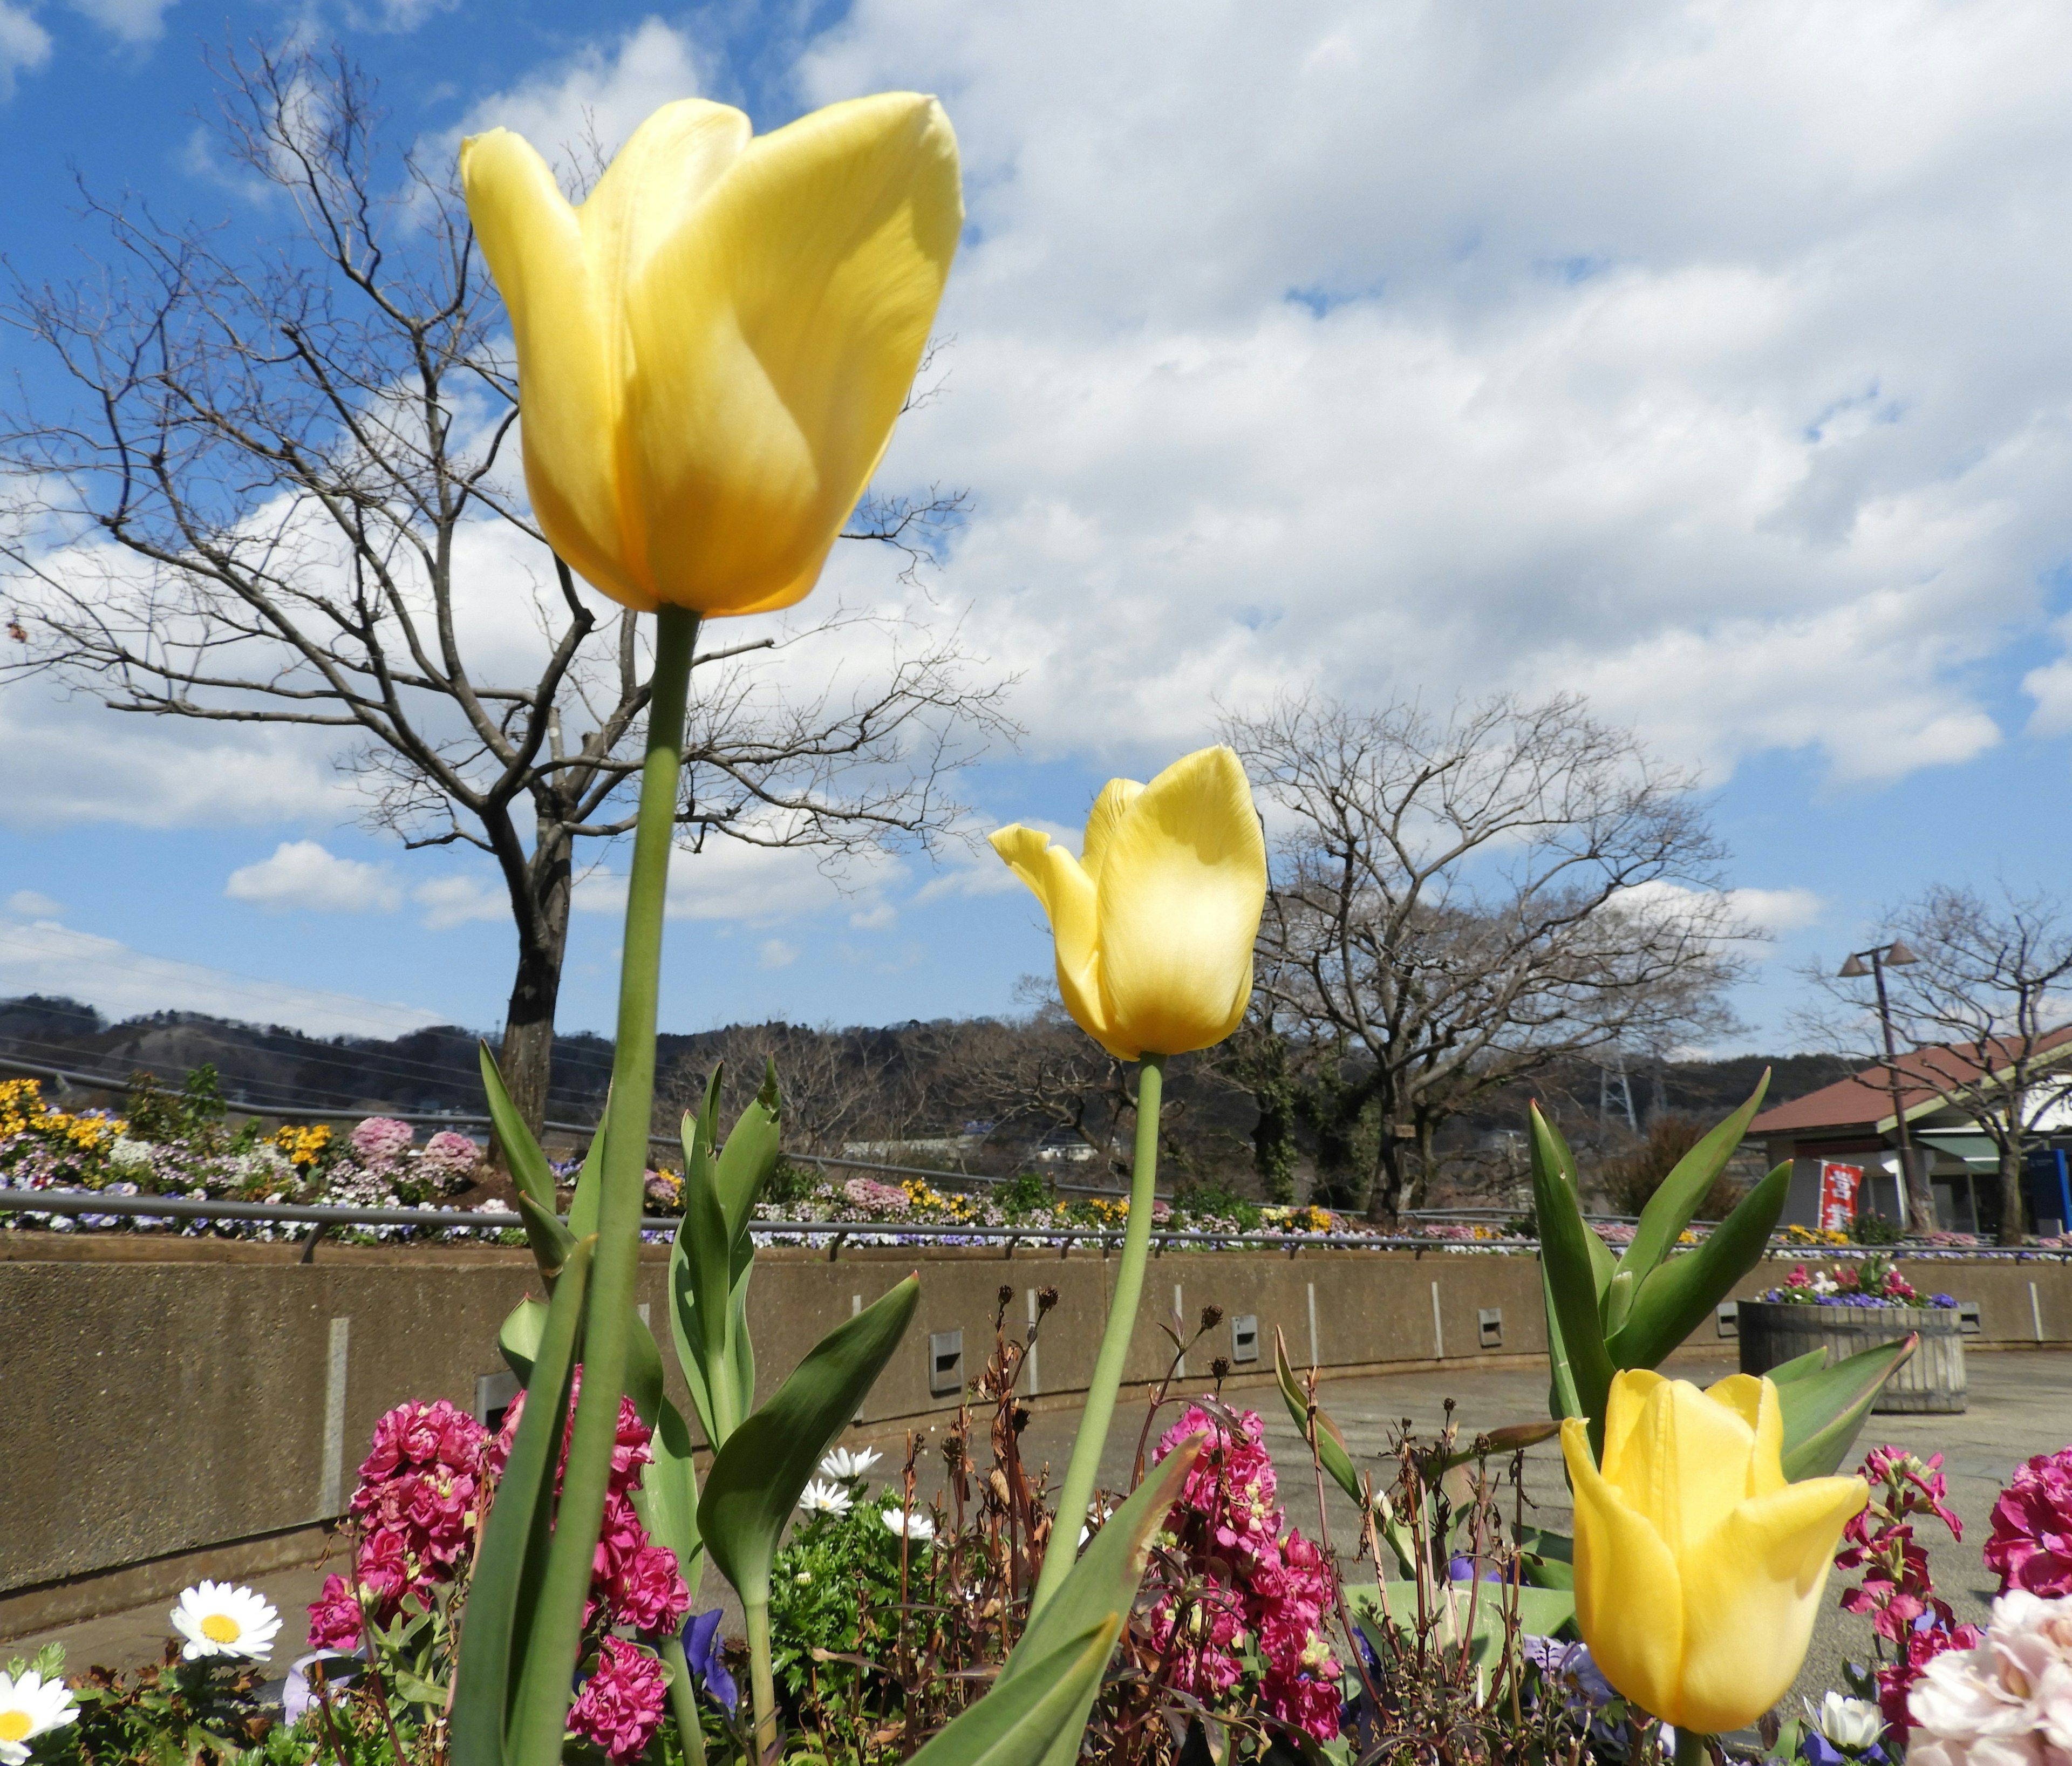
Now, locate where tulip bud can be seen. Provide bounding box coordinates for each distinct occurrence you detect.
[989,746,1267,1060]
[1563,1369,1867,1733]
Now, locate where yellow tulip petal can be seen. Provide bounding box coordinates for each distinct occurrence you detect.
[1080,778,1144,885]
[1672,1475,1869,1732]
[625,92,962,615]
[1706,1372,1789,1497]
[461,128,637,606]
[987,827,1116,1053]
[1093,746,1266,1057]
[1563,1417,1687,1725]
[1612,1375,1760,1553]
[1599,1368,1668,1488]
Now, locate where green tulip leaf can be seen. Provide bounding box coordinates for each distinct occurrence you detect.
[699,1274,919,1605]
[1515,1523,1575,1591]
[713,1061,781,1242]
[451,1236,591,1766]
[479,1044,572,1288]
[1766,1346,1831,1384]
[1354,1580,1577,1663]
[1533,1107,1617,1301]
[498,1297,548,1386]
[1617,1072,1771,1284]
[904,1618,1122,1766]
[1605,1161,1790,1372]
[1531,1104,1616,1427]
[514,1193,577,1287]
[635,1396,704,1598]
[1777,1333,1919,1481]
[995,1439,1202,1766]
[1274,1329,1365,1508]
[567,1107,608,1244]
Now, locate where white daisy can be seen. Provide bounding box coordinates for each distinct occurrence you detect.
[0,1669,77,1766]
[169,1581,282,1661]
[818,1447,883,1481]
[880,1505,937,1542]
[797,1479,854,1517]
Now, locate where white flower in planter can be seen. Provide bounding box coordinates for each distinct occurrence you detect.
[797,1479,853,1517]
[819,1446,882,1481]
[881,1505,936,1542]
[0,1669,77,1766]
[1806,1692,1886,1751]
[170,1581,281,1661]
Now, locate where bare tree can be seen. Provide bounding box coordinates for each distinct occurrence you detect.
[1802,884,2072,1246]
[0,42,1012,1133]
[658,1021,930,1158]
[1226,692,1748,1220]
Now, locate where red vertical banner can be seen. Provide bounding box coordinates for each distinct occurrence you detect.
[1818,1161,1863,1231]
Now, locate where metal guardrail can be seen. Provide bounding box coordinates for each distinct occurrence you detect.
[4,1188,2069,1263]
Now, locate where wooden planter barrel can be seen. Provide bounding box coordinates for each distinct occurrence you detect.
[1738,1299,1967,1413]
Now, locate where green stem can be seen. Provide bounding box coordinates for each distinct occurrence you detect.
[659,1634,707,1766]
[508,604,701,1766]
[1027,1053,1165,1619]
[1673,1725,1712,1766]
[746,1599,778,1760]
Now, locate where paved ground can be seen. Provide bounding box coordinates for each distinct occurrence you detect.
[14,1350,2068,1719]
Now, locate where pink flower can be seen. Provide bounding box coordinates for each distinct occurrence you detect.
[489,1373,651,1498]
[306,1574,364,1652]
[350,1116,416,1167]
[568,1637,669,1763]
[1987,1449,2072,1598]
[420,1131,481,1183]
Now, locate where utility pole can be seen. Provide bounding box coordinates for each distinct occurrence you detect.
[1838,940,1932,1232]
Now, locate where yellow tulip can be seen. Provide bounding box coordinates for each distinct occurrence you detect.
[461,94,961,617]
[1562,1370,1867,1734]
[989,746,1266,1060]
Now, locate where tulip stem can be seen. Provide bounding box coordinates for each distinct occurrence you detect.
[506,604,700,1766]
[746,1599,778,1760]
[1029,1052,1165,1620]
[659,1634,707,1766]
[1673,1727,1713,1766]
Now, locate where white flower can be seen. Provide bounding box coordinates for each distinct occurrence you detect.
[1910,1591,2072,1765]
[881,1505,937,1542]
[819,1447,882,1481]
[797,1479,853,1517]
[0,1670,76,1766]
[170,1581,281,1661]
[1807,1692,1887,1752]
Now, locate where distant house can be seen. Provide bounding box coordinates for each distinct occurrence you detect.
[1750,1027,2072,1235]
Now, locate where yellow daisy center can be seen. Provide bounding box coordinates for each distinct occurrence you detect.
[201,1613,243,1644]
[0,1710,32,1742]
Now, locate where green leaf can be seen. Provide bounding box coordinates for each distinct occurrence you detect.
[1515,1523,1575,1592]
[1777,1333,1919,1481]
[1530,1104,1616,1429]
[514,1194,576,1287]
[567,1108,608,1244]
[988,1453,1199,1766]
[1275,1329,1365,1508]
[1606,1162,1791,1372]
[698,1274,919,1605]
[480,1044,570,1288]
[636,1396,704,1593]
[713,1061,781,1241]
[1534,1108,1616,1300]
[392,1671,449,1708]
[451,1236,591,1766]
[666,1237,714,1447]
[1766,1346,1830,1384]
[1353,1580,1577,1663]
[904,1619,1122,1766]
[1543,1265,1583,1423]
[499,1299,547,1386]
[1617,1073,1771,1284]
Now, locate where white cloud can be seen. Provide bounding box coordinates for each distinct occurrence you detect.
[6,889,62,918]
[576,836,907,928]
[847,902,897,930]
[1726,887,1826,937]
[225,841,403,914]
[0,4,50,100]
[1618,879,1823,952]
[412,875,508,931]
[457,18,702,183]
[790,0,2072,786]
[757,938,799,969]
[65,0,173,46]
[0,914,441,1037]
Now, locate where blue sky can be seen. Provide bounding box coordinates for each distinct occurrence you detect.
[3,0,2072,1052]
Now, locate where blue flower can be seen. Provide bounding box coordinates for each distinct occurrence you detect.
[681,1609,738,1712]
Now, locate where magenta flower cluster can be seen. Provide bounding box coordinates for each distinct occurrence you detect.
[1836,1445,1980,1730]
[1985,1445,2072,1598]
[419,1131,482,1183]
[308,1398,489,1651]
[1151,1404,1344,1742]
[349,1116,417,1168]
[305,1378,690,1763]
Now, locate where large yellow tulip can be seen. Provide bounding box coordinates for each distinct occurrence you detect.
[990,746,1266,1060]
[1562,1370,1867,1734]
[461,94,961,617]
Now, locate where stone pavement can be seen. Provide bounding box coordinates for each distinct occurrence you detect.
[13,1350,2069,1721]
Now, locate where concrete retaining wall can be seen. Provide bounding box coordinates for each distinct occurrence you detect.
[4,1231,2068,1634]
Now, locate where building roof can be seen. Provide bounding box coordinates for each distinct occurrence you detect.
[1751,1027,2072,1137]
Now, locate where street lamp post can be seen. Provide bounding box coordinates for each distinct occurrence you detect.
[1838,940,1928,1232]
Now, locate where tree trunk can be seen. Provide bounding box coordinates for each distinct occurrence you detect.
[496,823,576,1142]
[1999,1144,2026,1247]
[1901,1148,1939,1235]
[1367,1132,1410,1227]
